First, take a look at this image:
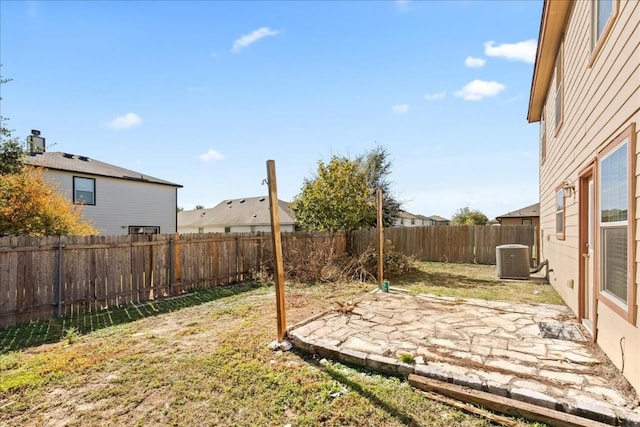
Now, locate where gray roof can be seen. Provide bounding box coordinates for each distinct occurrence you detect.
[178,196,296,228]
[496,203,540,220]
[25,152,182,187]
[427,215,449,222]
[397,210,418,219]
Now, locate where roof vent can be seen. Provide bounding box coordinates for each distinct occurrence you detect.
[259,197,266,202]
[62,153,74,159]
[240,199,246,203]
[226,200,232,205]
[496,244,530,280]
[78,156,90,162]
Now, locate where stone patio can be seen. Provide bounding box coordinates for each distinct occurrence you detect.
[288,289,640,426]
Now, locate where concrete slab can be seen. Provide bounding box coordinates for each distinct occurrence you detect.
[288,290,640,425]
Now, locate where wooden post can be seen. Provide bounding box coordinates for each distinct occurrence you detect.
[377,188,384,289]
[266,160,287,342]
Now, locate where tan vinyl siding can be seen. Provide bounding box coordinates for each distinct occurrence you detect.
[538,0,639,391]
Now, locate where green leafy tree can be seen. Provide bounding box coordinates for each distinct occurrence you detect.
[290,156,376,232]
[291,146,402,231]
[0,139,24,175]
[357,145,401,227]
[450,207,488,225]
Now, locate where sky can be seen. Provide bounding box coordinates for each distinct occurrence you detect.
[0,0,543,221]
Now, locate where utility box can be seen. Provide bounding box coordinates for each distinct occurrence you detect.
[496,244,530,280]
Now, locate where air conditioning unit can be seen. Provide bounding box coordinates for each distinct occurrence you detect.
[496,244,530,279]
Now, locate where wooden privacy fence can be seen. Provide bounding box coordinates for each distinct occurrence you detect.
[0,226,534,328]
[0,231,347,328]
[351,225,537,265]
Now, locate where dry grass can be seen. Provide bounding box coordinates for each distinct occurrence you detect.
[0,264,551,427]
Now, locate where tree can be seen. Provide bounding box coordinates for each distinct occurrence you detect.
[450,207,488,225]
[291,146,401,231]
[0,167,98,236]
[290,156,376,232]
[0,73,96,236]
[0,139,24,175]
[357,146,401,227]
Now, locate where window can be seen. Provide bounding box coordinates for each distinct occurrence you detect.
[128,226,160,235]
[540,107,546,163]
[590,0,617,65]
[555,188,565,239]
[598,124,635,323]
[522,219,533,225]
[73,177,95,205]
[594,0,613,46]
[224,227,231,233]
[554,44,563,133]
[198,227,204,234]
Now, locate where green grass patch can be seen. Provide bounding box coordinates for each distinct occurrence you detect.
[398,353,416,364]
[394,261,564,305]
[0,265,558,426]
[0,282,262,354]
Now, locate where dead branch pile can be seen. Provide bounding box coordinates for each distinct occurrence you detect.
[282,238,416,284]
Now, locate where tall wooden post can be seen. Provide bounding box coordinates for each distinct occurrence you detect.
[377,188,384,289]
[266,160,287,341]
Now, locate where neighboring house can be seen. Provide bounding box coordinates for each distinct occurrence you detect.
[427,215,450,226]
[528,0,639,391]
[394,211,450,227]
[394,210,428,227]
[178,196,296,234]
[495,203,540,228]
[495,203,541,264]
[26,151,182,235]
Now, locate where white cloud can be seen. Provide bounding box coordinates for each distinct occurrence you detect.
[391,104,409,114]
[197,149,224,162]
[484,39,537,63]
[424,91,446,101]
[454,80,505,101]
[464,56,486,68]
[105,112,142,130]
[231,27,280,53]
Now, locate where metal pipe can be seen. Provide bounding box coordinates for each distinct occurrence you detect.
[530,259,548,274]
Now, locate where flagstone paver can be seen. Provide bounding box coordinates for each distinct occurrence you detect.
[288,290,640,426]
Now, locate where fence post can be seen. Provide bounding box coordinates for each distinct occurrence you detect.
[169,237,174,296]
[56,239,65,318]
[235,235,240,282]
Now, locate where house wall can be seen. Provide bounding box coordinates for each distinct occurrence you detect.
[178,224,296,234]
[539,0,639,391]
[44,170,178,235]
[499,217,540,229]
